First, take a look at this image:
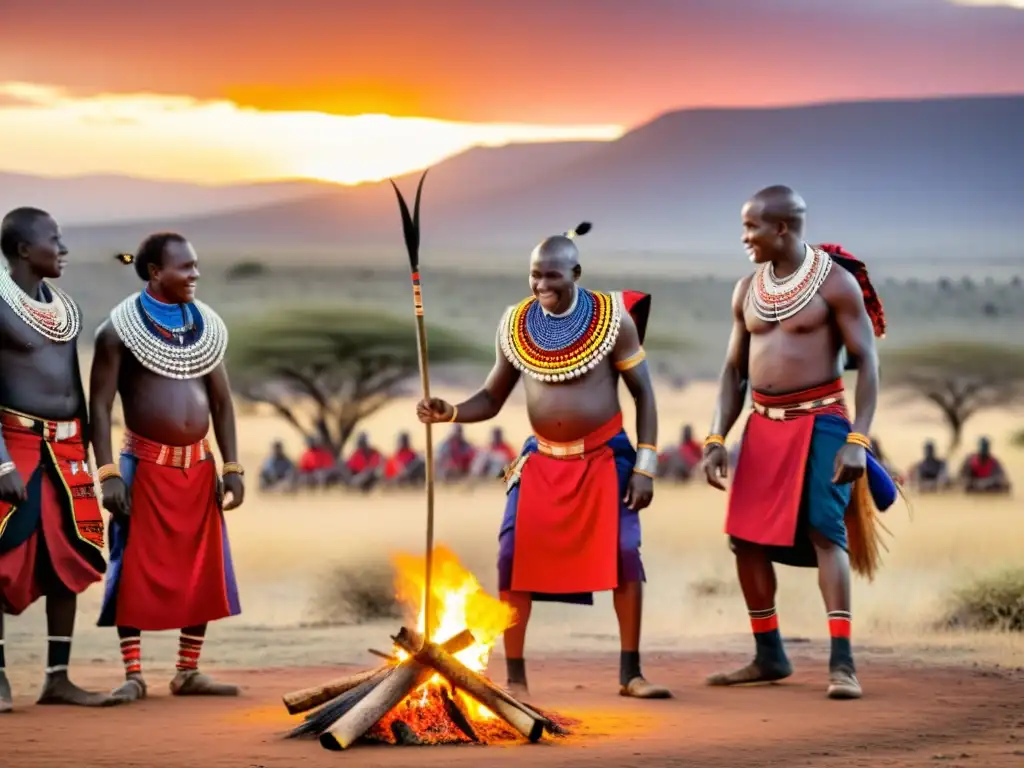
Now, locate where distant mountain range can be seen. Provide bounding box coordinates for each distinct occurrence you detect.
[0,173,341,225]
[19,95,1024,267]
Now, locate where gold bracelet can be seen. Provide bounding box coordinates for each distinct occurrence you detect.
[637,443,657,451]
[448,405,458,423]
[632,468,655,479]
[222,462,245,476]
[846,432,871,449]
[704,434,725,448]
[97,464,121,483]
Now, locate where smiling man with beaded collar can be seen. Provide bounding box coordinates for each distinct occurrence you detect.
[702,185,898,701]
[89,232,244,703]
[416,222,670,700]
[0,207,124,712]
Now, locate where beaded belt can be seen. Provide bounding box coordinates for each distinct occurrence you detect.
[0,408,80,442]
[751,394,845,421]
[535,413,625,459]
[123,430,212,469]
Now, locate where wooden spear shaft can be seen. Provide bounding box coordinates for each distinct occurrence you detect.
[411,277,436,643]
[390,171,436,643]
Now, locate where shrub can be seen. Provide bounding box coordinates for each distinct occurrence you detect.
[940,569,1024,632]
[309,561,402,626]
[226,260,267,280]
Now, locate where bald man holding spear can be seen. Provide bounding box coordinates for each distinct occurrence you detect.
[413,209,670,700]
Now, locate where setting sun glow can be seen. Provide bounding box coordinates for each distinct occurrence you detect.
[0,82,624,186]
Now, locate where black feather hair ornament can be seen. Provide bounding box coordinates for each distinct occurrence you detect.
[565,221,592,240]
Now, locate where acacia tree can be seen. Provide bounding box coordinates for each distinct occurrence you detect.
[882,341,1024,451]
[227,306,490,456]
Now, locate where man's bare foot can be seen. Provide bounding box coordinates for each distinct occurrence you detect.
[826,668,862,699]
[620,676,672,699]
[36,672,126,707]
[170,669,239,696]
[0,671,12,713]
[111,674,147,702]
[706,658,793,686]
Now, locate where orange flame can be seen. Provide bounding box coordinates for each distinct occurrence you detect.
[389,546,516,723]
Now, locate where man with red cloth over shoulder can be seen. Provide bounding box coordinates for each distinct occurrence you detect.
[703,186,893,700]
[90,233,244,702]
[417,223,670,700]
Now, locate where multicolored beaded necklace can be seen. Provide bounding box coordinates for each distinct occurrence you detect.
[0,268,81,343]
[500,287,621,382]
[749,245,833,323]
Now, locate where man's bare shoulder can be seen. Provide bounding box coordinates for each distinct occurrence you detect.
[819,262,864,307]
[93,318,124,350]
[731,273,754,315]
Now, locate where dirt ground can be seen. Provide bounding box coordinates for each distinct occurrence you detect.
[2,649,1022,768]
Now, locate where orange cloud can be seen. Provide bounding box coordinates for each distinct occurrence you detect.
[0,0,1021,126]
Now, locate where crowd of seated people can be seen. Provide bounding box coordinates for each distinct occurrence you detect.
[906,436,1011,495]
[258,425,516,494]
[260,422,1013,498]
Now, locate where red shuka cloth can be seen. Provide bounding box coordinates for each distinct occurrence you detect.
[0,412,105,615]
[115,432,233,630]
[726,380,847,547]
[510,413,624,594]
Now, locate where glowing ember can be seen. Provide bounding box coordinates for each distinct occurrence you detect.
[369,546,520,744]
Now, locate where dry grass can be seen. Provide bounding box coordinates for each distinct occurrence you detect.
[3,382,1023,681]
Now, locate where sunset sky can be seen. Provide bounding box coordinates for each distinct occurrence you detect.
[1,0,1022,185]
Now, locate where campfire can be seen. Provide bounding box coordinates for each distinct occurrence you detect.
[282,547,572,749]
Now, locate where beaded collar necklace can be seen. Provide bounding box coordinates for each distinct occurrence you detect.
[0,268,81,343]
[110,292,228,380]
[500,287,621,382]
[749,244,833,323]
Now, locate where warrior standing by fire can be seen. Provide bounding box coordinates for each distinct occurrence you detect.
[90,233,244,701]
[417,223,671,699]
[0,207,122,711]
[702,186,896,699]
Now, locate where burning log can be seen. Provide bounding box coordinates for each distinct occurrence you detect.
[283,667,389,716]
[315,628,476,750]
[282,628,474,716]
[288,669,394,739]
[414,642,544,743]
[440,687,479,743]
[390,720,422,746]
[320,656,427,750]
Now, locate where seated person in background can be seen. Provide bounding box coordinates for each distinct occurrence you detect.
[869,436,904,485]
[959,437,1011,494]
[657,424,703,480]
[470,427,516,480]
[259,439,296,491]
[383,432,425,488]
[436,424,476,482]
[297,435,341,488]
[908,440,951,492]
[344,432,384,492]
